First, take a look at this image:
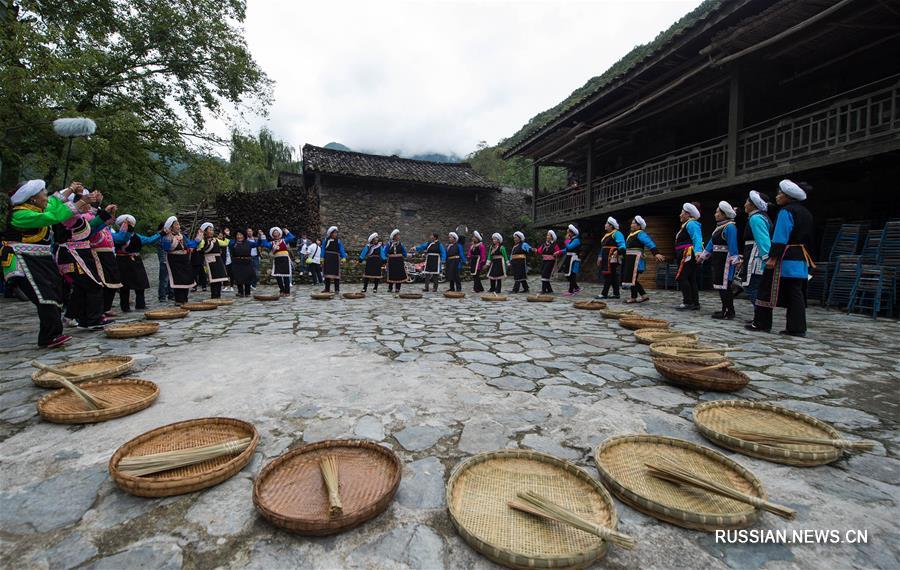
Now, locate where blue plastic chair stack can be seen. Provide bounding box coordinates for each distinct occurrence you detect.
[826,255,861,308]
[806,262,832,306]
[828,224,863,262]
[819,219,844,262]
[655,263,679,290]
[848,265,895,319]
[860,229,882,264]
[877,221,900,314]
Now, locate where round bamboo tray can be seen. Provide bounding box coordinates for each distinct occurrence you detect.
[254,294,281,301]
[205,298,234,306]
[254,439,401,535]
[573,300,607,310]
[693,401,845,467]
[310,292,334,300]
[144,307,189,320]
[181,302,217,311]
[634,329,698,345]
[104,322,160,339]
[481,294,508,302]
[594,434,765,531]
[342,292,365,299]
[526,294,555,302]
[599,308,634,319]
[444,291,466,299]
[653,357,749,392]
[399,292,423,299]
[37,378,159,424]
[447,449,617,569]
[619,317,669,331]
[32,356,135,388]
[109,417,259,497]
[649,343,729,364]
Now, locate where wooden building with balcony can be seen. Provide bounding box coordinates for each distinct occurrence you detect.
[504,0,900,277]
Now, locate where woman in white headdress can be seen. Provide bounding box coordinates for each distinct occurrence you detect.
[509,231,532,293]
[196,222,230,299]
[536,230,562,294]
[486,233,509,294]
[674,203,704,310]
[161,216,201,304]
[258,226,297,296]
[622,216,664,304]
[112,214,161,311]
[468,230,487,293]
[444,231,467,292]
[383,228,408,293]
[358,232,384,293]
[560,224,582,296]
[699,201,740,319]
[738,191,772,304]
[321,226,347,294]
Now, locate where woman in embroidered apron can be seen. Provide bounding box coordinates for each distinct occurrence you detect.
[229,230,255,297]
[359,232,384,293]
[161,216,199,305]
[259,227,297,296]
[560,224,582,296]
[80,197,123,316]
[674,203,704,310]
[486,233,508,293]
[384,229,408,293]
[700,201,740,320]
[738,191,772,305]
[415,232,446,292]
[321,226,347,294]
[596,216,626,299]
[622,216,665,304]
[509,231,532,293]
[468,231,486,293]
[58,190,110,329]
[3,181,85,347]
[112,214,160,312]
[197,222,230,299]
[747,180,815,337]
[445,231,467,292]
[536,230,562,294]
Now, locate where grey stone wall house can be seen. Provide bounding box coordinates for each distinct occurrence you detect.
[300,144,531,246]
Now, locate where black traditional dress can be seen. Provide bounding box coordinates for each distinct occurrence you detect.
[323,237,343,280]
[738,211,771,287]
[116,234,152,290]
[385,241,408,283]
[3,205,67,307]
[423,241,443,275]
[90,222,122,291]
[509,242,528,285]
[445,242,464,283]
[756,202,814,309]
[56,215,103,286]
[230,240,255,285]
[622,230,659,286]
[165,234,196,290]
[598,230,622,277]
[201,238,229,283]
[363,243,384,280]
[708,221,738,291]
[487,245,508,280]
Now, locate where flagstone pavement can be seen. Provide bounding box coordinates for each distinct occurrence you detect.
[1,274,898,569]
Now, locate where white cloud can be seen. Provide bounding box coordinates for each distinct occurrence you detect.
[222,0,703,157]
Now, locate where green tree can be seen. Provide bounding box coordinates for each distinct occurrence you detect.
[229,128,300,193]
[466,141,566,193]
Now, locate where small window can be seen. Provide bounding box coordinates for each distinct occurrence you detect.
[401,209,416,220]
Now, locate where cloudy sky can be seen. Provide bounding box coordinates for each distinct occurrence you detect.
[229,0,703,158]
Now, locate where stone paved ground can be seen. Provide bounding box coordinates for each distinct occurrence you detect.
[1,269,899,569]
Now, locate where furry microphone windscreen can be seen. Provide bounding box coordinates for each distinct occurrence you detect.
[53,117,97,138]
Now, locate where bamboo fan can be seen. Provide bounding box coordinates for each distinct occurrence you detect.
[645,458,795,519]
[32,361,111,409]
[319,456,343,515]
[119,437,252,477]
[509,491,635,549]
[729,430,875,451]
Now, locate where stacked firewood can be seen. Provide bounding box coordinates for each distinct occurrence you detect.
[214,186,319,237]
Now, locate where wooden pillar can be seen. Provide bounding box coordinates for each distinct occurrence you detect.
[532,162,539,223]
[726,68,744,178]
[585,138,594,201]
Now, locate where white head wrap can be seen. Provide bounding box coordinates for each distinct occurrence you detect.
[10,180,46,205]
[164,216,178,231]
[718,201,736,220]
[116,214,136,228]
[513,231,524,242]
[547,230,557,242]
[390,228,400,240]
[749,190,768,212]
[682,202,700,219]
[448,231,458,241]
[473,230,482,242]
[326,226,338,236]
[634,215,646,229]
[567,224,579,236]
[492,232,502,242]
[200,222,214,233]
[367,232,378,243]
[779,179,806,201]
[67,189,89,203]
[269,227,283,238]
[606,216,619,229]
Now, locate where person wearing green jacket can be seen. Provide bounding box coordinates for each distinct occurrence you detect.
[486,232,509,294]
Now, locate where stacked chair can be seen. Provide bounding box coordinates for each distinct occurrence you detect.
[826,255,861,309]
[846,221,900,318]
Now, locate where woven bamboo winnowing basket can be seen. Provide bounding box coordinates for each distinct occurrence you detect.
[444,291,466,299]
[104,322,160,339]
[253,293,281,301]
[526,294,555,303]
[205,298,235,306]
[398,292,423,299]
[181,302,217,311]
[653,357,749,392]
[37,378,159,424]
[342,292,365,299]
[573,300,607,310]
[32,356,135,388]
[594,434,765,531]
[634,329,698,345]
[446,449,619,569]
[310,292,334,300]
[481,294,508,302]
[600,308,634,319]
[693,401,853,467]
[649,343,729,365]
[144,307,189,320]
[619,317,669,331]
[109,417,258,497]
[254,439,401,535]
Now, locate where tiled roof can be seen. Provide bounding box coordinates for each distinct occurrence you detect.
[302,144,499,190]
